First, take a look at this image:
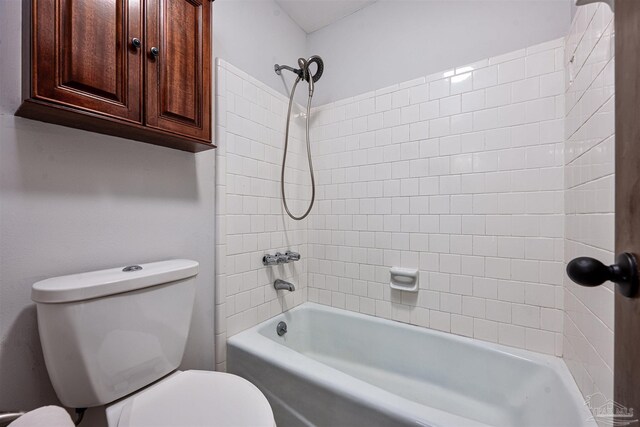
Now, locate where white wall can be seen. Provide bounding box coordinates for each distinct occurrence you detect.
[0,0,216,419]
[307,38,566,355]
[307,0,572,105]
[563,3,615,405]
[213,0,307,98]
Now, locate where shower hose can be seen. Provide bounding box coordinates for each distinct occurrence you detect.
[281,69,316,221]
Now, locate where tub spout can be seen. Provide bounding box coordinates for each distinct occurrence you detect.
[274,279,295,291]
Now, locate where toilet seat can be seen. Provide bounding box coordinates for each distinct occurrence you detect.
[107,370,274,427]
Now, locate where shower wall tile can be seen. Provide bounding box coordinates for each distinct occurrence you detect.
[214,59,309,370]
[563,3,615,408]
[215,15,615,405]
[307,37,566,357]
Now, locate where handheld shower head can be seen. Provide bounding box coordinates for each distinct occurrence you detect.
[297,56,324,97]
[274,55,324,85]
[306,56,324,83]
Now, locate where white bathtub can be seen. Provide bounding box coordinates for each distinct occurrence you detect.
[227,303,595,427]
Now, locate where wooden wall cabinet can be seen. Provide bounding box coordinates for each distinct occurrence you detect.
[16,0,214,153]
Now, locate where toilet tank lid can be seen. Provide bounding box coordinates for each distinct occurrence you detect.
[32,259,199,303]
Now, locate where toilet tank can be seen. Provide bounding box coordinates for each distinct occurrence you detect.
[31,259,199,408]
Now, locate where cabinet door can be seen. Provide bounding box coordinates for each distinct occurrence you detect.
[32,0,143,123]
[145,0,211,142]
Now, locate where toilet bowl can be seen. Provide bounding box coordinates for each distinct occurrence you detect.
[106,371,274,427]
[31,260,273,427]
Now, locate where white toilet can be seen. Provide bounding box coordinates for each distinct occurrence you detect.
[31,259,274,426]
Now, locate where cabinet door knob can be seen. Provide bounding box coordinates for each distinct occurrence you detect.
[150,47,159,57]
[131,38,141,49]
[566,252,639,297]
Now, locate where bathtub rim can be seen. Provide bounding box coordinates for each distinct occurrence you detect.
[227,302,596,427]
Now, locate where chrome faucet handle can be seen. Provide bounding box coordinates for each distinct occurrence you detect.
[275,252,289,264]
[262,254,278,266]
[285,251,301,261]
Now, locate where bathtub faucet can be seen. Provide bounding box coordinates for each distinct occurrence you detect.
[274,279,295,292]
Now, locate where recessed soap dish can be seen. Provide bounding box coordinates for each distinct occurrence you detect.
[389,267,419,292]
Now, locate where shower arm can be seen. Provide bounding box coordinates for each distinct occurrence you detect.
[274,64,303,79]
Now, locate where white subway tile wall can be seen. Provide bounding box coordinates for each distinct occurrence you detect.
[215,60,309,370]
[306,38,566,357]
[214,13,616,405]
[563,4,615,404]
